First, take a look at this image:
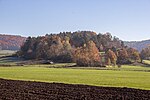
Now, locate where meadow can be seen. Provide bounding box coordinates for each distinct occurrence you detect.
[0,50,16,57]
[0,51,149,90]
[143,60,150,65]
[0,65,150,90]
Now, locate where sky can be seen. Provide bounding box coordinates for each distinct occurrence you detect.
[0,0,150,41]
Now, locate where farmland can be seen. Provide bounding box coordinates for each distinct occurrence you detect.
[0,56,150,99]
[143,60,150,65]
[0,65,149,90]
[0,78,150,100]
[1,0,150,99]
[0,50,16,57]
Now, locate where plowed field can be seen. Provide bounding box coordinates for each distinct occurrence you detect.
[0,79,149,100]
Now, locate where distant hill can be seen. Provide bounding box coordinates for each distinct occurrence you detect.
[0,34,26,50]
[124,39,150,52]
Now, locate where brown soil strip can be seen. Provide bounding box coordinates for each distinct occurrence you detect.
[0,78,149,100]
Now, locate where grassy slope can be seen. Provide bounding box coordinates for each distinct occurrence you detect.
[0,65,150,90]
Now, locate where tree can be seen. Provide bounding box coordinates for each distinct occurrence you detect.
[73,41,101,66]
[140,46,150,62]
[106,49,117,66]
[20,36,37,59]
[35,37,50,59]
[127,48,140,62]
[60,36,73,62]
[117,48,129,64]
[107,58,111,66]
[70,31,97,47]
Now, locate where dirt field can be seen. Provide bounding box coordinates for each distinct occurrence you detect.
[0,79,149,100]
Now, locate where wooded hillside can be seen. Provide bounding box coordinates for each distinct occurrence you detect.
[0,34,26,50]
[18,31,148,66]
[124,39,150,52]
[18,31,129,66]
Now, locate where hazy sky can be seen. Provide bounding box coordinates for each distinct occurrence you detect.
[0,0,150,41]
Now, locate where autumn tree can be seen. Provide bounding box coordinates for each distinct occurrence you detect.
[117,48,129,64]
[60,36,73,62]
[19,36,37,59]
[35,37,50,59]
[106,49,117,66]
[73,41,101,66]
[127,48,140,62]
[140,46,150,62]
[47,36,63,59]
[70,31,97,47]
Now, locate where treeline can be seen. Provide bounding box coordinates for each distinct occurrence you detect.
[17,31,148,66]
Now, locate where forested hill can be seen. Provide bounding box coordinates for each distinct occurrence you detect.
[18,31,144,66]
[0,34,26,50]
[124,39,150,52]
[19,31,124,60]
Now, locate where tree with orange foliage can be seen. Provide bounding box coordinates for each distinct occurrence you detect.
[106,49,117,66]
[117,48,129,64]
[127,48,140,62]
[73,41,101,66]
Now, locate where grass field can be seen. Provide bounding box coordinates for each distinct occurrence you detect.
[143,60,150,65]
[0,65,149,90]
[0,50,16,57]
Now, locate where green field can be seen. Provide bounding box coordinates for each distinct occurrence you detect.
[0,65,150,90]
[143,60,150,65]
[0,50,16,57]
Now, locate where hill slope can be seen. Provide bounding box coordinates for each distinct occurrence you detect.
[0,34,26,50]
[124,39,150,52]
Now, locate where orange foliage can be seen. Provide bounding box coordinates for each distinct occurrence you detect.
[106,49,117,66]
[73,41,101,66]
